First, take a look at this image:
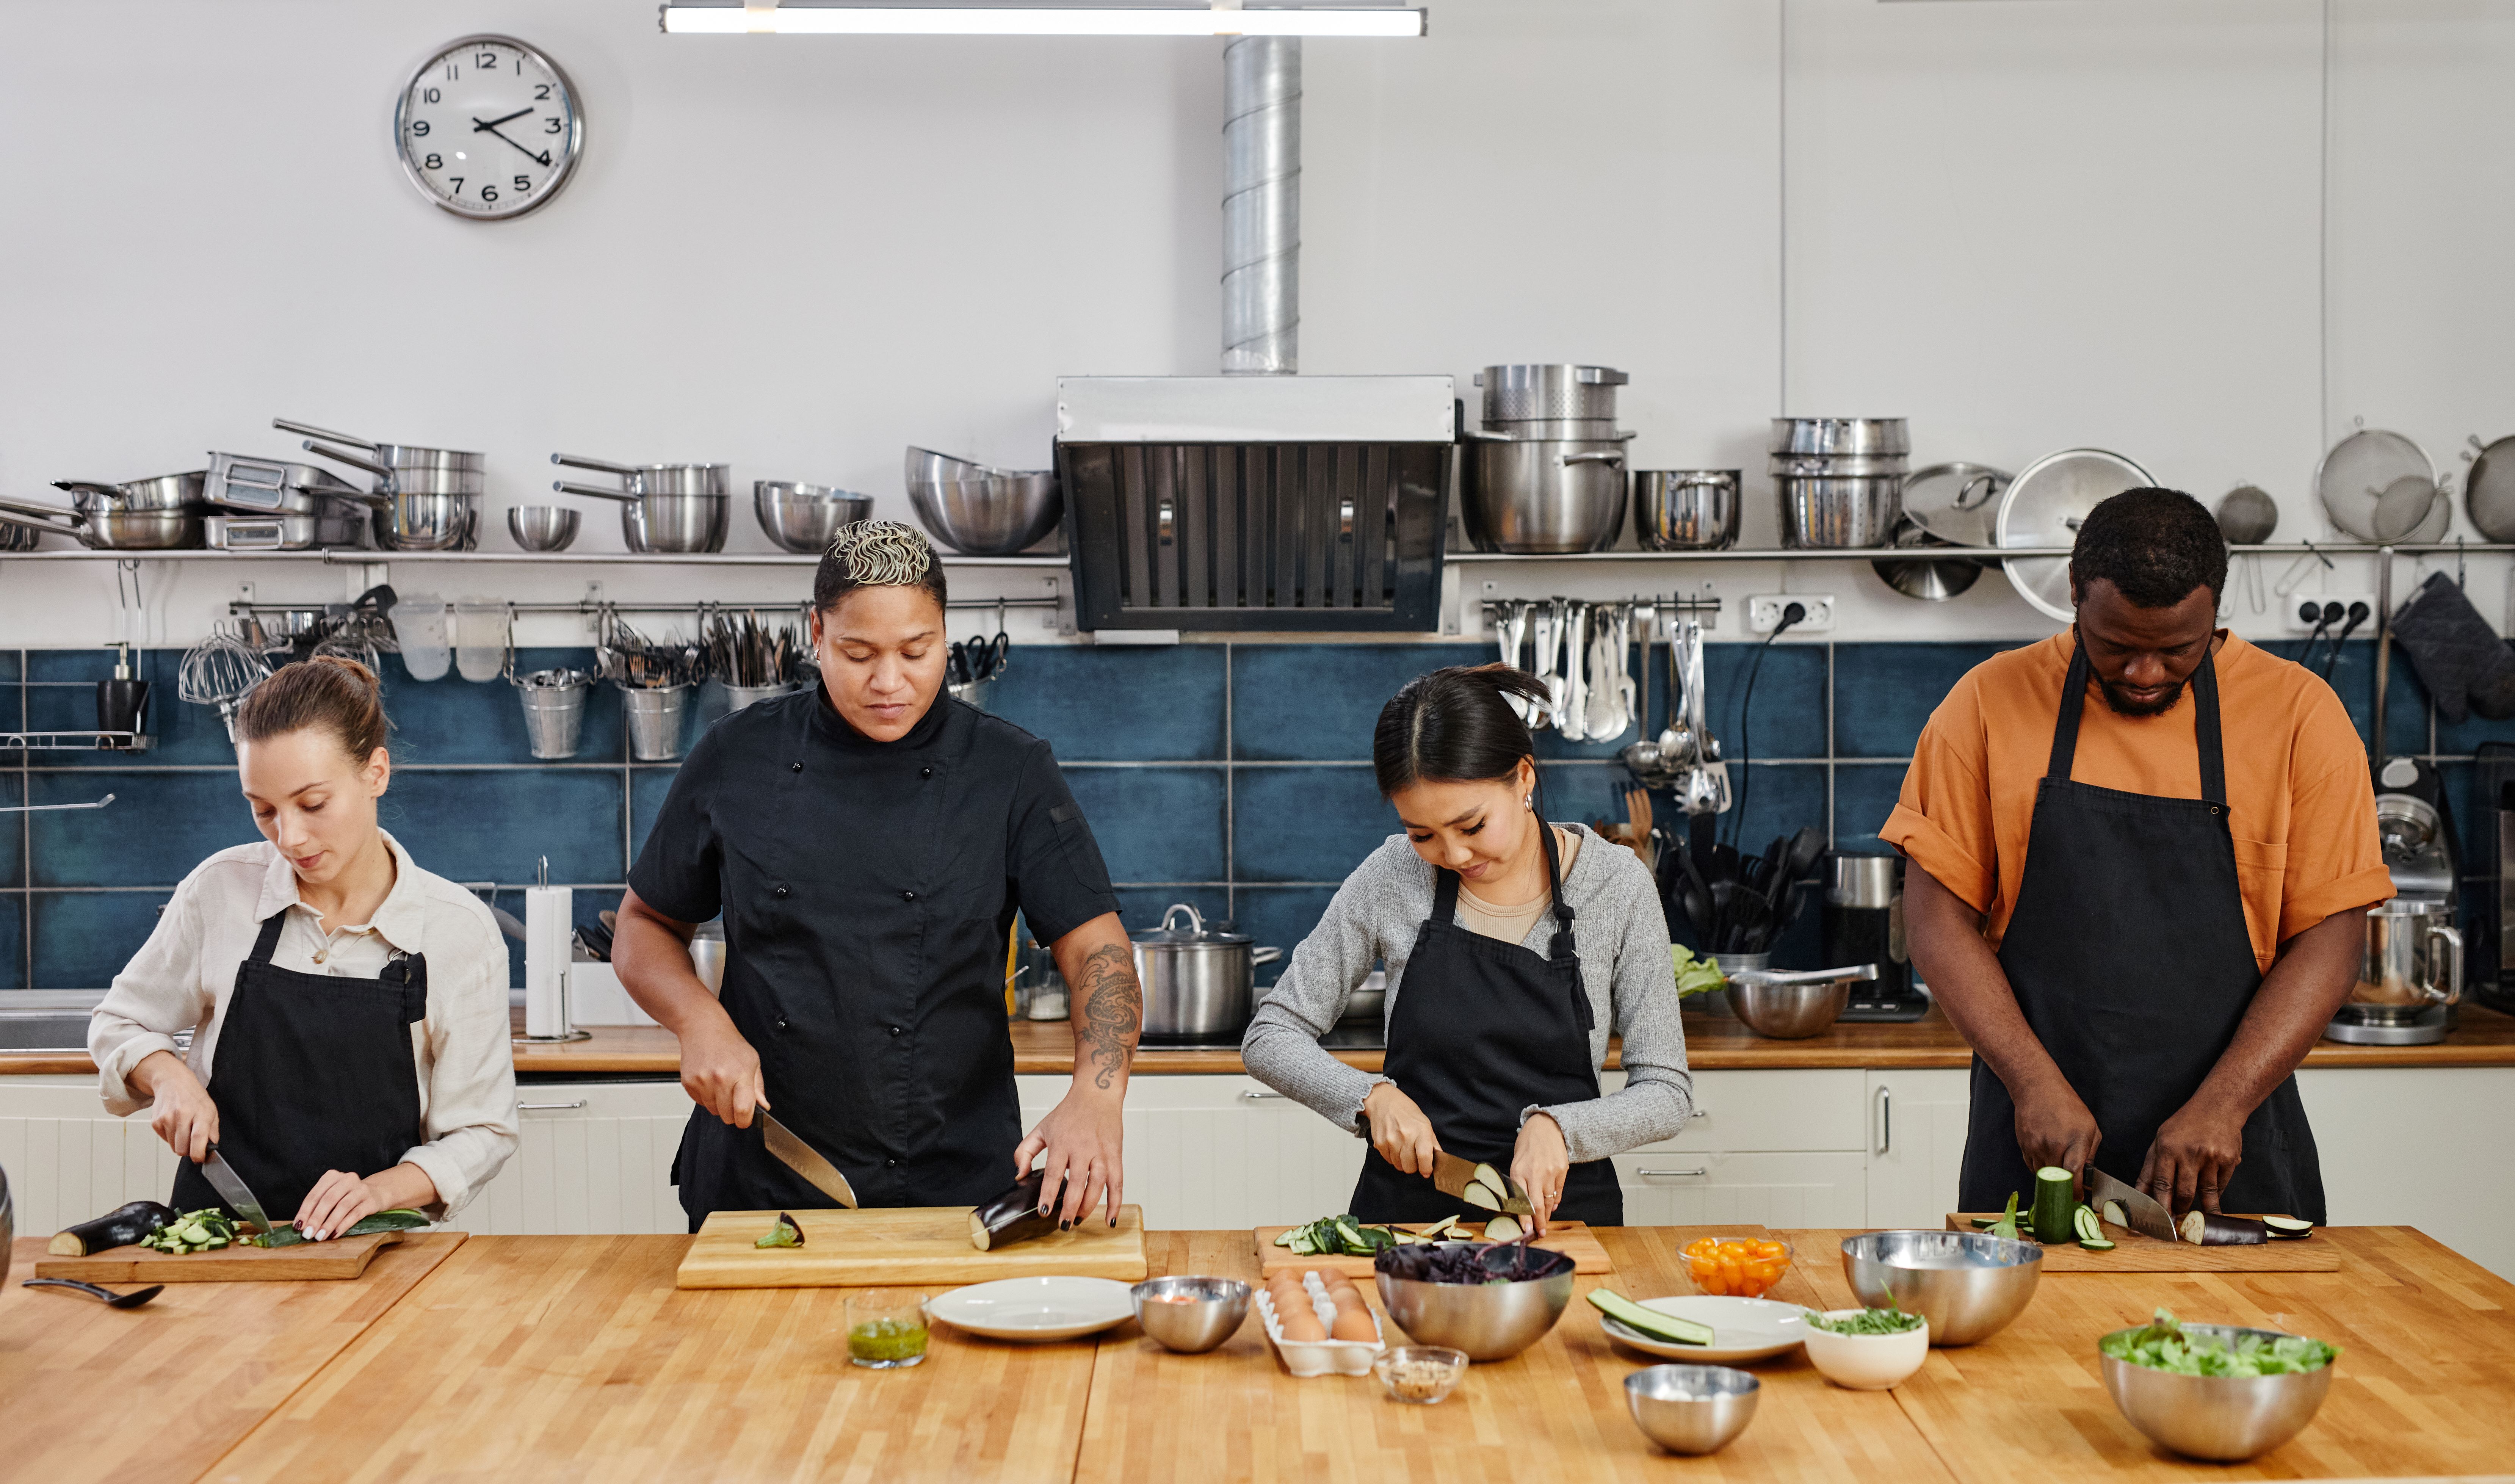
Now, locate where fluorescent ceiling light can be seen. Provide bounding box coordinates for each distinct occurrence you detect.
[660,4,1428,37]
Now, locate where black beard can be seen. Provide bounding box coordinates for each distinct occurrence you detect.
[2097,674,2186,718]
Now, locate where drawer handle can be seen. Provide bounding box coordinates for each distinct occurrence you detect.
[1874,1085,1892,1156]
[519,1100,589,1111]
[1240,1089,1287,1100]
[1636,1166,1709,1179]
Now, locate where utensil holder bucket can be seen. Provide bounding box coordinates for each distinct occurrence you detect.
[721,682,792,715]
[622,686,691,761]
[516,678,589,760]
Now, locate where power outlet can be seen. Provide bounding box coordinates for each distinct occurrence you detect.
[2285,594,2377,633]
[1747,594,1834,634]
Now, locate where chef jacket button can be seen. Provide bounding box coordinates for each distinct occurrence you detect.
[774,884,790,898]
[791,762,803,773]
[885,1158,899,1168]
[776,1018,790,1033]
[920,766,933,779]
[888,1025,901,1036]
[901,890,917,902]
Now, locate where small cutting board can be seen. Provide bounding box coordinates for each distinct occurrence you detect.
[35,1229,405,1283]
[1944,1214,2339,1272]
[676,1205,1148,1289]
[1256,1221,1613,1277]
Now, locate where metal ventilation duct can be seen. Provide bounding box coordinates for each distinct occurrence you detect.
[1221,37,1300,374]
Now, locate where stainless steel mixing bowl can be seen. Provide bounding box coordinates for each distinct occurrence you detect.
[1375,1247,1576,1361]
[2101,1325,2335,1461]
[1130,1276,1251,1354]
[1841,1230,2042,1346]
[755,481,873,554]
[506,506,580,553]
[1625,1365,1760,1455]
[1722,965,1874,1039]
[905,447,1061,555]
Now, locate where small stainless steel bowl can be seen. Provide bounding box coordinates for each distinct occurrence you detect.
[1130,1276,1250,1354]
[506,506,580,552]
[2100,1325,2334,1461]
[1625,1365,1760,1455]
[1375,1246,1575,1361]
[755,482,873,554]
[1841,1230,2042,1347]
[1724,976,1853,1039]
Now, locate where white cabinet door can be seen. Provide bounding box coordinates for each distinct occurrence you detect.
[1611,1151,1869,1227]
[454,1080,695,1236]
[1600,1068,1868,1151]
[2297,1067,2515,1281]
[1018,1075,1368,1232]
[0,1076,175,1237]
[1862,1069,1973,1230]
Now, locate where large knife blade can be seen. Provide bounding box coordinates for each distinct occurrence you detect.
[1429,1150,1533,1217]
[200,1146,276,1235]
[2085,1166,2179,1243]
[762,1113,859,1210]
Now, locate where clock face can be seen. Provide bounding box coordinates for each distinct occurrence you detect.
[395,35,582,221]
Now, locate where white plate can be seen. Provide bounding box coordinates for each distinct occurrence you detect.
[1599,1295,1808,1363]
[924,1276,1138,1342]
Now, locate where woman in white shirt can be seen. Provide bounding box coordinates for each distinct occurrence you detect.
[89,656,518,1237]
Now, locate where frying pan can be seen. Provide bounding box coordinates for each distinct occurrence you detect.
[0,480,206,550]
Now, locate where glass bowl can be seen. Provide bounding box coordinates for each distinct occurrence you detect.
[1680,1237,1795,1299]
[1373,1345,1468,1404]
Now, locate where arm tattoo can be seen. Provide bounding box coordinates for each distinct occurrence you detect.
[1073,942,1141,1091]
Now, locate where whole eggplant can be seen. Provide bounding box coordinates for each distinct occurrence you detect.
[968,1170,1073,1251]
[49,1200,178,1256]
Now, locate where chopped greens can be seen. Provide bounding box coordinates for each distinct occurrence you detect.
[1807,1307,1924,1336]
[1274,1214,1414,1257]
[755,1211,805,1249]
[1670,945,1727,999]
[2100,1308,2337,1377]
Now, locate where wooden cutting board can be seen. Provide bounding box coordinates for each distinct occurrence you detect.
[675,1205,1148,1289]
[1943,1213,2339,1272]
[1254,1221,1613,1277]
[34,1229,405,1283]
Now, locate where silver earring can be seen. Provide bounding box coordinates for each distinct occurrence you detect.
[1524,795,1534,809]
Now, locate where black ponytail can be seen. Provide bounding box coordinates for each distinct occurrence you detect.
[1373,664,1550,797]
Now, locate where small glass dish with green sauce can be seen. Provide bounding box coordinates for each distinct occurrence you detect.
[846,1293,931,1369]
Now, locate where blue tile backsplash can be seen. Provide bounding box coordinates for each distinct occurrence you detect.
[0,635,2479,989]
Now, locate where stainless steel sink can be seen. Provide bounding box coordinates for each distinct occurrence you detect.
[0,1014,94,1052]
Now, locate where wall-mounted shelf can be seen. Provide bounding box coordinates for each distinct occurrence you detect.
[1448,542,2515,562]
[0,731,151,753]
[4,542,2502,566]
[0,550,1067,569]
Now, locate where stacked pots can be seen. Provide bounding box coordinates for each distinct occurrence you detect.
[1771,418,1908,548]
[1460,364,1634,553]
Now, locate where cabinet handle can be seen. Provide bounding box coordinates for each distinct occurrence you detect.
[519,1100,589,1111]
[1874,1085,1892,1156]
[1240,1089,1287,1100]
[1635,1166,1708,1179]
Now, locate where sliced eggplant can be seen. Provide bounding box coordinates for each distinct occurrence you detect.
[2101,1200,2129,1231]
[2263,1216,2316,1240]
[755,1211,804,1249]
[1460,1182,1501,1212]
[2177,1210,2270,1246]
[1483,1214,1524,1241]
[969,1170,1069,1252]
[1471,1163,1508,1198]
[48,1200,178,1257]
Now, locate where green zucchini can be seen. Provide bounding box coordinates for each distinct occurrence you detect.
[1588,1290,1716,1346]
[2030,1167,2077,1245]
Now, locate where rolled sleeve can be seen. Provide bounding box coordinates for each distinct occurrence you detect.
[1006,741,1120,945]
[2275,764,2394,942]
[1879,700,1999,913]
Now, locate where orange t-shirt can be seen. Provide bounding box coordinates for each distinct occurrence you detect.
[1877,632,2392,971]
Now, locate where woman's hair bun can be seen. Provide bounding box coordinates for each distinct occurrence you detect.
[235,654,392,761]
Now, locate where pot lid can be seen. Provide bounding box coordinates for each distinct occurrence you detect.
[1130,902,1250,946]
[1901,462,2011,547]
[1995,448,2155,622]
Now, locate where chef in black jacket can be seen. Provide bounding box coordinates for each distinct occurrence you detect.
[616,521,1141,1230]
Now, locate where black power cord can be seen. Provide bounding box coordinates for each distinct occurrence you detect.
[1727,600,1807,849]
[2320,600,2372,679]
[2297,599,2336,674]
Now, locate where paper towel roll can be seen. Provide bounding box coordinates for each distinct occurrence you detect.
[525,885,573,1038]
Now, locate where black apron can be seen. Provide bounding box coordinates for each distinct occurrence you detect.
[1957,642,2324,1222]
[171,909,430,1224]
[1350,823,1623,1226]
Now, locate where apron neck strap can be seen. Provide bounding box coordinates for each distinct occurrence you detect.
[2051,634,2229,806]
[1428,817,1580,956]
[250,908,288,964]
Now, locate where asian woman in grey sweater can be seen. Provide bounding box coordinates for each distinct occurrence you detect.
[1240,664,1692,1232]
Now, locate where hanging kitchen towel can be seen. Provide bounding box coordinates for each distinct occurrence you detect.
[2389,571,2515,722]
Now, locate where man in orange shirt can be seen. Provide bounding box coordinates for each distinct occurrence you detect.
[1883,489,2390,1225]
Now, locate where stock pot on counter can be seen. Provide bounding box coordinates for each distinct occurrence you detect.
[1131,903,1281,1045]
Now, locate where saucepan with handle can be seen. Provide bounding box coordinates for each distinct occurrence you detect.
[552,453,732,554]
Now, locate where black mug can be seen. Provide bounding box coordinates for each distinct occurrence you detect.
[97,678,148,736]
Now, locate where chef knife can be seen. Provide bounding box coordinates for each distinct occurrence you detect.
[2084,1166,2178,1243]
[1429,1149,1533,1217]
[762,1112,859,1210]
[200,1145,277,1235]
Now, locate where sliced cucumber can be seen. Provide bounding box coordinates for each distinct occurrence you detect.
[2072,1205,2103,1244]
[2078,1236,2117,1252]
[1588,1289,1715,1346]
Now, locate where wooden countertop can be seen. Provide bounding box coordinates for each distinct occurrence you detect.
[12,1223,2513,1481]
[0,1233,465,1484]
[9,1003,2513,1079]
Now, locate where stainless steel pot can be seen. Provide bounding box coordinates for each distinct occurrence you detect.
[1778,472,1902,548]
[2354,899,2463,1012]
[553,483,731,553]
[275,418,485,475]
[1478,364,1628,424]
[1634,470,1742,551]
[1132,903,1281,1042]
[1460,432,1631,553]
[371,491,479,551]
[551,453,731,498]
[1767,452,1910,480]
[276,419,486,504]
[755,481,873,554]
[1769,417,1910,458]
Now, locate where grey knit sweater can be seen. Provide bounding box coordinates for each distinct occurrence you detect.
[1239,823,1694,1163]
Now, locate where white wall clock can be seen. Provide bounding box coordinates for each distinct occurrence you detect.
[394,35,583,221]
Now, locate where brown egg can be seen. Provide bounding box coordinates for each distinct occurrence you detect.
[1329,1304,1377,1343]
[1277,1303,1328,1343]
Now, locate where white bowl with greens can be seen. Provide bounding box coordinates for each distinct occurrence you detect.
[1801,1307,1929,1390]
[2099,1309,2337,1461]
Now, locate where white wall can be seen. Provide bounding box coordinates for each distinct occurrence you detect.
[1,0,2510,650]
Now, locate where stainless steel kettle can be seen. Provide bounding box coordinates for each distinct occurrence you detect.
[1131,903,1280,1044]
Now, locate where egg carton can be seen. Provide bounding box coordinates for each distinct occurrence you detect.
[1254,1269,1386,1378]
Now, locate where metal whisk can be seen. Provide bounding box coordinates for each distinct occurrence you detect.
[178,627,274,742]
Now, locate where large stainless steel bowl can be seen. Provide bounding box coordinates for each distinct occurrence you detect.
[1131,1276,1251,1354]
[1724,968,1869,1039]
[1625,1365,1759,1456]
[1376,1247,1576,1361]
[621,493,731,554]
[1841,1230,2042,1346]
[1460,433,1630,553]
[906,447,1062,556]
[2101,1325,2334,1461]
[755,482,873,554]
[1634,470,1741,551]
[372,492,478,551]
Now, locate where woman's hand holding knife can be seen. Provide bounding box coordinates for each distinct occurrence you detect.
[1362,1081,1440,1176]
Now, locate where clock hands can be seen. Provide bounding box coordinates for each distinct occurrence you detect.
[472,109,553,168]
